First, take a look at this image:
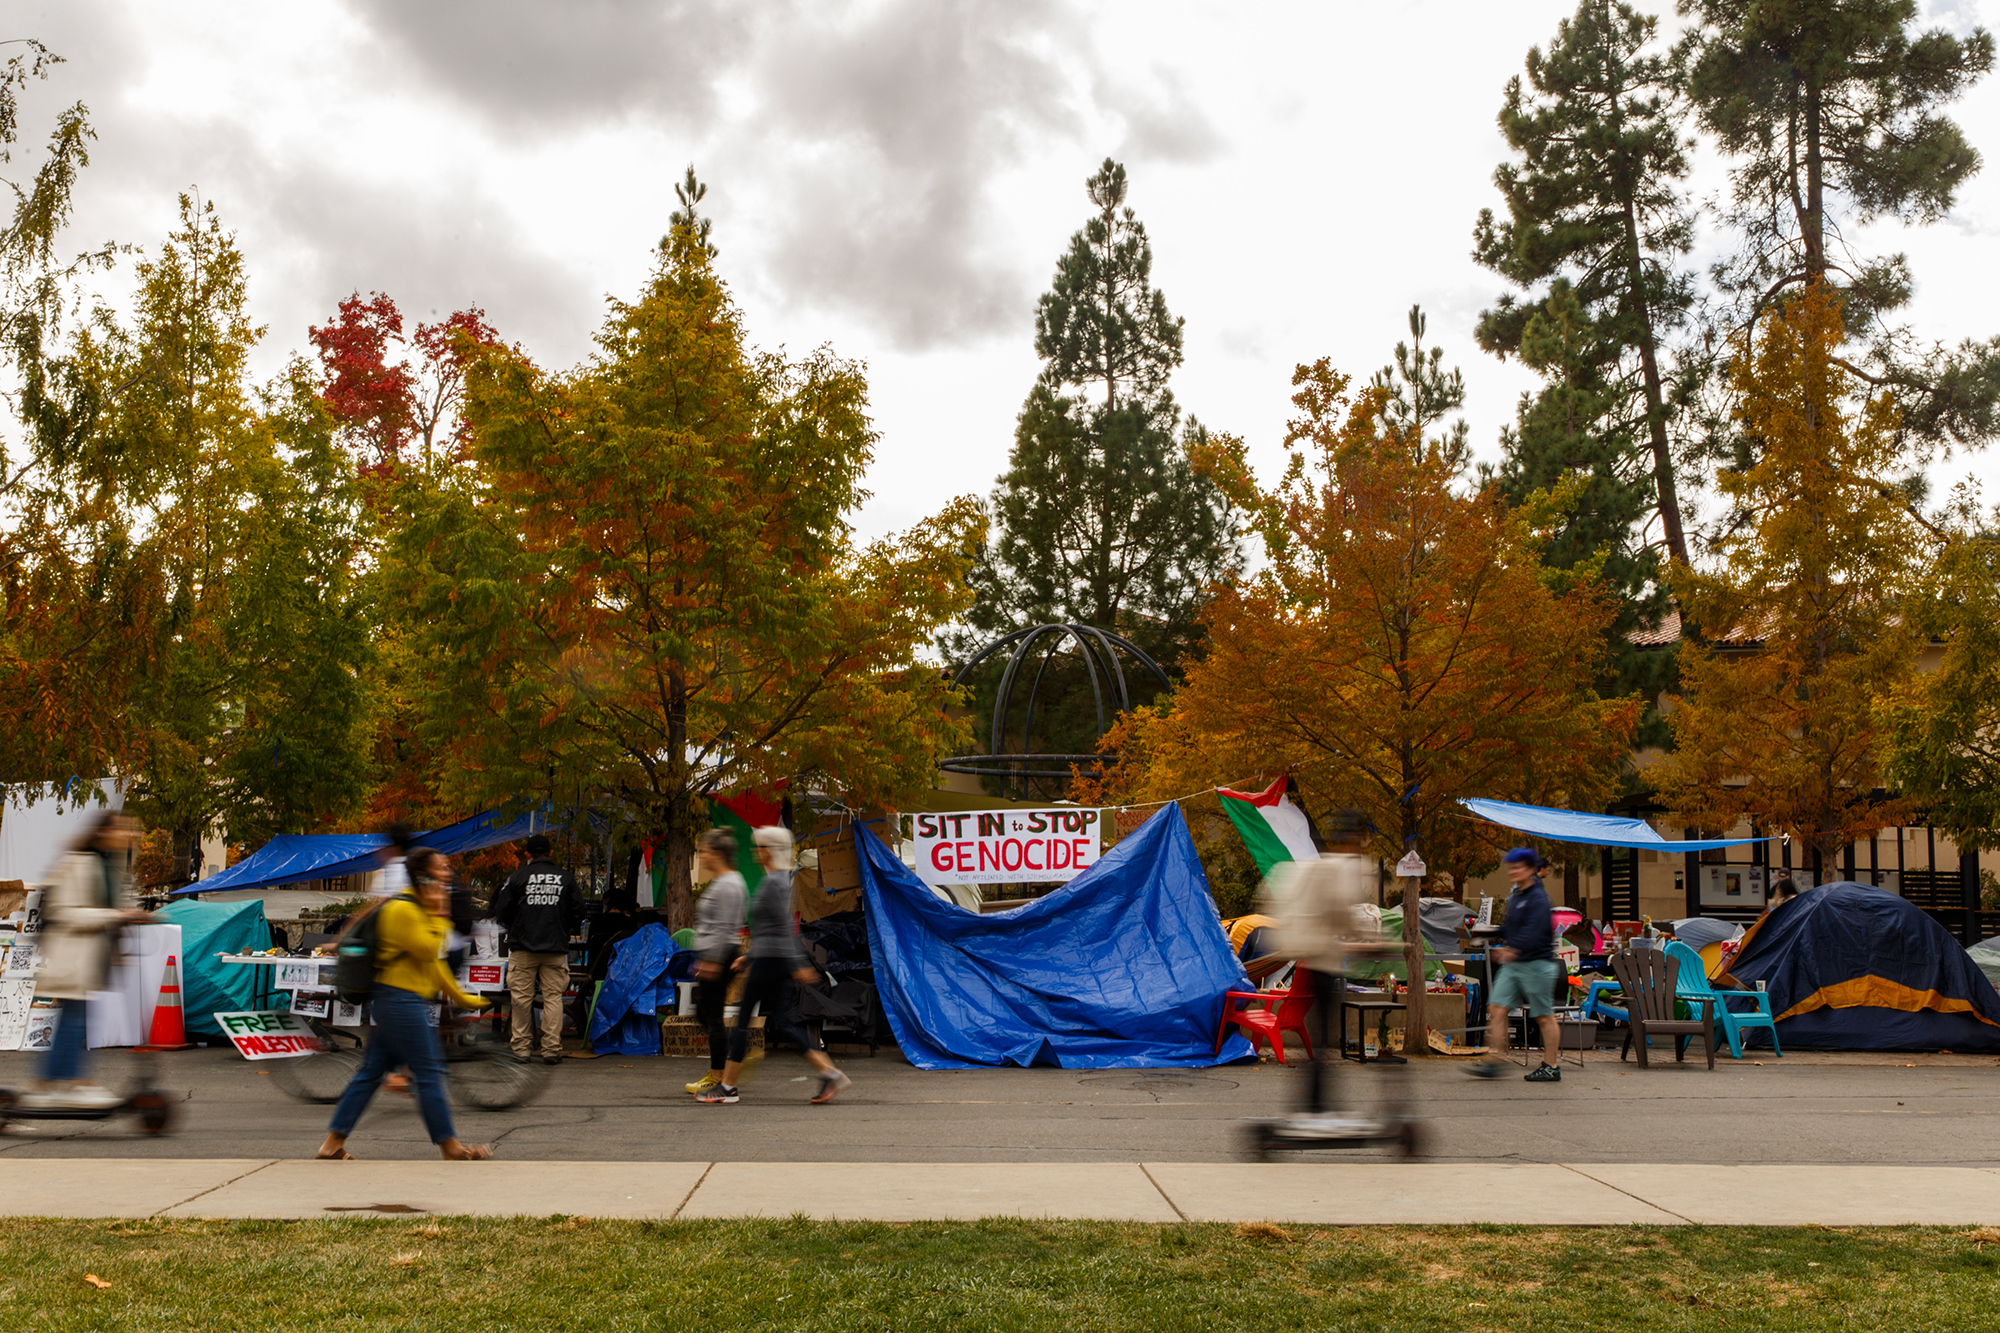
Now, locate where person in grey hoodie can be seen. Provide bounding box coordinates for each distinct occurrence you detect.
[695,825,851,1105]
[685,828,746,1096]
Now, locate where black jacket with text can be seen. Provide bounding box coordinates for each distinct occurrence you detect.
[494,858,583,955]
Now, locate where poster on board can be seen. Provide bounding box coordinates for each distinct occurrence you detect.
[909,808,1101,888]
[1699,864,1766,907]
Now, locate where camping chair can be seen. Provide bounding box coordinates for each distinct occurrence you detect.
[1214,969,1314,1063]
[1609,947,1717,1069]
[1664,940,1780,1059]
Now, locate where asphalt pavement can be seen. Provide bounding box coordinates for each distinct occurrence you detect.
[3,1044,1996,1165]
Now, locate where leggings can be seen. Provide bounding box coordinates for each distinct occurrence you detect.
[695,950,737,1071]
[727,956,818,1064]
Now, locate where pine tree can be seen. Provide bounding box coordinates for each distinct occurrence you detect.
[969,159,1233,672]
[1475,0,1698,564]
[1491,283,1673,739]
[1682,0,2000,452]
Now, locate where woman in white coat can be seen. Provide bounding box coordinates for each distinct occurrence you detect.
[30,811,144,1109]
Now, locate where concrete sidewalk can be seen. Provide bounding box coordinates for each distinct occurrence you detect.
[6,1159,1998,1224]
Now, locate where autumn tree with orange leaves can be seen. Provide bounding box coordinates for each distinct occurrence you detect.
[1087,359,1640,896]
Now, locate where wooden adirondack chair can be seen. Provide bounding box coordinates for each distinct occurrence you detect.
[1609,947,1717,1069]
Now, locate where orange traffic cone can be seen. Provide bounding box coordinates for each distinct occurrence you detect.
[137,954,194,1051]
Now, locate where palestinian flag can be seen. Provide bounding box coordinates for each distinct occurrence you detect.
[711,785,787,893]
[1218,777,1321,877]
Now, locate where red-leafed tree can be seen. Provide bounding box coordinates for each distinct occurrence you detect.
[309,293,499,473]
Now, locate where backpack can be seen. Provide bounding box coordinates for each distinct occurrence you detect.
[333,892,417,1004]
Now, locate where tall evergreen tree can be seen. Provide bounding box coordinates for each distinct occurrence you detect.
[967,158,1234,672]
[1681,0,2000,452]
[1475,0,1699,565]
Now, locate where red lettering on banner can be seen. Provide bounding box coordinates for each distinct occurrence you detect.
[1024,840,1045,872]
[955,842,975,873]
[931,844,954,872]
[1074,839,1090,868]
[979,841,1000,874]
[1001,839,1022,872]
[1052,840,1071,870]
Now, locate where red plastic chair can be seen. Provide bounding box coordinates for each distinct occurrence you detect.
[1212,969,1314,1063]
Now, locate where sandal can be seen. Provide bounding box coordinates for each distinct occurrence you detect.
[315,1149,357,1160]
[442,1144,492,1161]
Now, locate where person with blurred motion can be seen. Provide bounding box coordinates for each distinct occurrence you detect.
[1469,847,1562,1083]
[686,828,747,1096]
[493,834,582,1065]
[1767,874,1799,911]
[1257,807,1377,1128]
[26,811,146,1110]
[369,822,417,899]
[696,826,851,1105]
[318,848,493,1160]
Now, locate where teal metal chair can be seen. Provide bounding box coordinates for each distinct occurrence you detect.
[1664,940,1780,1059]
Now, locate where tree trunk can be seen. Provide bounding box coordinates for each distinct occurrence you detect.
[1803,75,1825,283]
[661,798,695,932]
[1562,860,1581,911]
[1402,872,1428,1059]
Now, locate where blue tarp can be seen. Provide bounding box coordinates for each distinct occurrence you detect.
[1462,798,1769,852]
[173,808,545,895]
[154,898,274,1035]
[858,802,1255,1070]
[1724,882,2000,1052]
[587,924,684,1056]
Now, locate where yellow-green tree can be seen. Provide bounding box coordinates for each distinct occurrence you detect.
[389,213,980,928]
[1652,285,1922,866]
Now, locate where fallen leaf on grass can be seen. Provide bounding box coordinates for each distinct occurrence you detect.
[389,1253,423,1268]
[84,1275,111,1289]
[1963,1227,2000,1245]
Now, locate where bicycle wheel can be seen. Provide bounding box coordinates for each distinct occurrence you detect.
[450,1049,548,1111]
[269,1045,363,1104]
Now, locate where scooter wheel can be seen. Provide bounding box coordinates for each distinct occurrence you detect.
[1397,1120,1426,1161]
[1240,1122,1276,1162]
[131,1090,174,1136]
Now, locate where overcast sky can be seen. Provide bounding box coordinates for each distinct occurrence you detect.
[13,0,2000,541]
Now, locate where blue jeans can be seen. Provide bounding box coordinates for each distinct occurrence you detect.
[328,985,457,1144]
[43,998,90,1082]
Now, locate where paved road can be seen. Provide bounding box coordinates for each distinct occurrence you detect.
[4,1046,1996,1165]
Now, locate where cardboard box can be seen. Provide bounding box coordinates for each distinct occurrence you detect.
[794,809,894,921]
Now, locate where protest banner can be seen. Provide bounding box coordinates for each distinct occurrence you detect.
[910,808,1101,888]
[213,1009,321,1059]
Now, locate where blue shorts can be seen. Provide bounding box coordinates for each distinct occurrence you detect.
[1490,958,1560,1018]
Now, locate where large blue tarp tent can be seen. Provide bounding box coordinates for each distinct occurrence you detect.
[858,802,1255,1070]
[1724,883,2000,1052]
[173,808,545,895]
[154,898,273,1035]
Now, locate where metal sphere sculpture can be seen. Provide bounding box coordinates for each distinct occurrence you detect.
[941,624,1171,780]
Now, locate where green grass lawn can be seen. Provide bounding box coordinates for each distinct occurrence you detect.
[5,1217,1998,1331]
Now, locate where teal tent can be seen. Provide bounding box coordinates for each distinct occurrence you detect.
[156,898,273,1035]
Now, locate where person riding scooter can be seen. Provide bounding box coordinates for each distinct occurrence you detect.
[27,811,148,1110]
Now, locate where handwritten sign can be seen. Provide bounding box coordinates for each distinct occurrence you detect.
[214,1009,321,1060]
[910,808,1101,888]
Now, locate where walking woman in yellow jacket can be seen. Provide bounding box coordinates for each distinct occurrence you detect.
[317,849,492,1160]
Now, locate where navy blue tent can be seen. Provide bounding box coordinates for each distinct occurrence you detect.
[857,802,1255,1070]
[173,808,545,895]
[1725,883,2000,1052]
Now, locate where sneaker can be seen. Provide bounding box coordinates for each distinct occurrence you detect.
[1465,1060,1506,1079]
[695,1084,740,1104]
[51,1083,125,1110]
[1524,1062,1562,1083]
[541,1054,563,1067]
[685,1072,721,1095]
[809,1069,851,1104]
